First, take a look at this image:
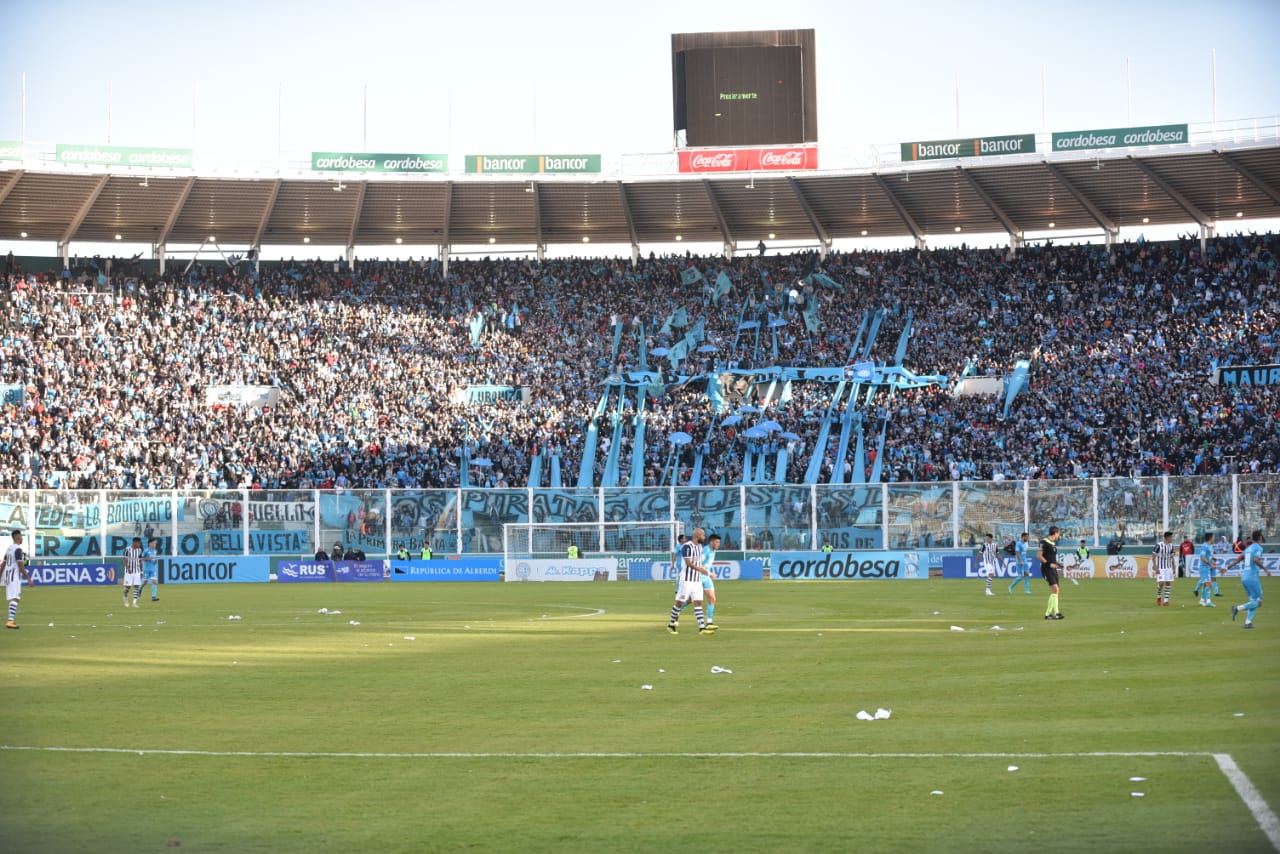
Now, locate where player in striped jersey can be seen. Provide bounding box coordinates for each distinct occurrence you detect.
[978,533,999,596]
[122,537,144,608]
[666,528,713,634]
[1152,531,1178,606]
[4,530,34,629]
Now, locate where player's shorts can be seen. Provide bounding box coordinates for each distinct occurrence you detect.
[1198,566,1214,583]
[701,576,715,591]
[1242,577,1263,603]
[1041,565,1060,587]
[143,565,159,582]
[4,577,21,601]
[1016,562,1030,576]
[122,571,142,586]
[981,562,998,576]
[676,578,704,603]
[1155,567,1175,583]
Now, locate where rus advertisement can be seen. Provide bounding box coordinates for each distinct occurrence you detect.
[505,558,618,582]
[769,550,927,580]
[389,558,503,582]
[677,146,819,173]
[626,559,766,581]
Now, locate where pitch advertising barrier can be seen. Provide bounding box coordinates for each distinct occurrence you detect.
[626,558,765,581]
[677,146,818,173]
[276,560,336,583]
[162,556,270,584]
[28,562,118,587]
[770,550,927,580]
[389,558,502,582]
[505,558,618,582]
[333,560,384,582]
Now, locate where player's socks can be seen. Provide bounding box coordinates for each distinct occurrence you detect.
[150,581,158,599]
[7,601,16,621]
[706,603,715,623]
[1007,577,1020,593]
[693,605,705,628]
[668,604,683,625]
[1045,592,1059,617]
[1212,581,1220,596]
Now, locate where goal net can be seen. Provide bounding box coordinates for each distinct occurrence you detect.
[503,521,682,563]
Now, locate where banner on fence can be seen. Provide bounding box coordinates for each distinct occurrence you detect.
[334,560,385,582]
[505,558,617,581]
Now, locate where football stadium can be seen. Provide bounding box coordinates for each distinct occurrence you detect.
[2,7,1279,853]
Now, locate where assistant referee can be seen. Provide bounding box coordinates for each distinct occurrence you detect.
[1039,525,1065,620]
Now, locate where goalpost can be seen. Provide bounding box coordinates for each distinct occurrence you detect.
[503,521,682,563]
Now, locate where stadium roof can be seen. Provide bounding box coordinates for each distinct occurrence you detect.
[1,142,1277,251]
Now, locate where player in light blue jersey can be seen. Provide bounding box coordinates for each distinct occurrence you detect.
[671,533,686,588]
[1193,532,1217,607]
[1229,531,1269,629]
[142,538,160,602]
[701,533,721,627]
[1007,532,1032,594]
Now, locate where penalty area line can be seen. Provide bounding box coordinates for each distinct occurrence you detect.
[1215,753,1280,852]
[1,745,1218,760]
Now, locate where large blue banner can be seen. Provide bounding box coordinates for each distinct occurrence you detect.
[276,560,336,583]
[29,562,118,586]
[162,556,270,584]
[389,558,502,582]
[770,550,927,580]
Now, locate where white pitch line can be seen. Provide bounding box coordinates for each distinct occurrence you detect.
[0,745,1218,759]
[1215,753,1280,852]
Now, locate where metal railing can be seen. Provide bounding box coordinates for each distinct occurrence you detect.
[5,473,1275,559]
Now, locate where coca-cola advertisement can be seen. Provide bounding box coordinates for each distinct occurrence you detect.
[678,146,818,173]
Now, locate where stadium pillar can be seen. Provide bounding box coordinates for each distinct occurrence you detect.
[630,244,639,267]
[1008,233,1024,256]
[723,241,735,260]
[439,245,450,278]
[914,236,926,251]
[536,244,545,262]
[58,240,69,271]
[1104,227,1118,251]
[154,243,166,275]
[1199,223,1215,254]
[345,245,355,272]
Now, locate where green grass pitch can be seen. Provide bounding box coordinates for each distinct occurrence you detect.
[1,578,1276,853]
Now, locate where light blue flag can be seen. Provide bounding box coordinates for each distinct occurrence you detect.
[670,306,689,329]
[713,272,733,304]
[469,314,485,348]
[802,298,820,333]
[812,271,845,293]
[681,266,704,286]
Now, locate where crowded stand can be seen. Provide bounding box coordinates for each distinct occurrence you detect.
[1,230,1277,491]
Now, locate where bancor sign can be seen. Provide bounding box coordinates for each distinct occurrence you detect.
[900,134,1035,162]
[465,154,601,174]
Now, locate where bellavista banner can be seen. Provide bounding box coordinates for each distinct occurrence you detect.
[677,146,819,173]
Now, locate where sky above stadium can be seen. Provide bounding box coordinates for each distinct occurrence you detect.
[1,0,1278,255]
[2,0,1276,158]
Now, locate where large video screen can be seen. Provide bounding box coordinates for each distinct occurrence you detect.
[677,45,806,147]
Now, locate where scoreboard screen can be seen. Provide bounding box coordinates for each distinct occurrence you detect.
[672,31,817,148]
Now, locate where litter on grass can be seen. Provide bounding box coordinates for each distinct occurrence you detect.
[227,615,241,621]
[710,666,733,674]
[1129,777,1146,782]
[1007,765,1019,772]
[348,620,360,626]
[1131,792,1145,798]
[950,626,965,632]
[930,790,944,796]
[403,636,416,641]
[641,684,654,690]
[855,710,874,721]
[874,708,892,720]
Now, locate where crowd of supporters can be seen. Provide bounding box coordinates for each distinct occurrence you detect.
[1,230,1276,491]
